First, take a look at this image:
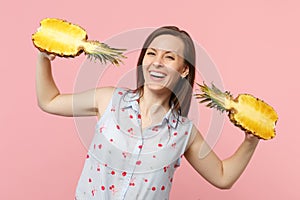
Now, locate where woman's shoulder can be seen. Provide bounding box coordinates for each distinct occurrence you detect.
[95,87,116,117]
[96,86,137,118]
[96,87,134,112]
[95,87,131,97]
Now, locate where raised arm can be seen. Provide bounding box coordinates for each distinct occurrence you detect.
[184,126,259,189]
[35,52,114,117]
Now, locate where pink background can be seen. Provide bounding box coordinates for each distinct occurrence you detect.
[1,0,299,199]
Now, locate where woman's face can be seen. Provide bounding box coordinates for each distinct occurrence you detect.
[142,34,189,92]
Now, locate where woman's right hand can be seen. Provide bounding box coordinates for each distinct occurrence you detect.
[38,51,56,61]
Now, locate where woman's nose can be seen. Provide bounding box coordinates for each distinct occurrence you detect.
[152,55,164,67]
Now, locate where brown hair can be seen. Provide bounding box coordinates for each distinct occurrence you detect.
[135,26,196,117]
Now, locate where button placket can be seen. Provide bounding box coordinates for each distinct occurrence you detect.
[119,107,143,199]
[119,138,144,199]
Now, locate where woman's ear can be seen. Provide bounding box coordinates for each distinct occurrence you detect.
[181,65,189,78]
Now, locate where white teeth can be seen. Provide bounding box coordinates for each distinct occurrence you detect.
[150,71,166,78]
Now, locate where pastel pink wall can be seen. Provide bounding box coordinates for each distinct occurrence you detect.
[1,0,299,199]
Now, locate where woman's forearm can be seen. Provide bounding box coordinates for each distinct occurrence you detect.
[221,135,259,188]
[36,52,60,111]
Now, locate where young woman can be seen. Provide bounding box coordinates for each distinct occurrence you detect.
[36,26,259,200]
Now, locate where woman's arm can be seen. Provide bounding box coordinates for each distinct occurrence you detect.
[184,126,259,189]
[36,52,114,117]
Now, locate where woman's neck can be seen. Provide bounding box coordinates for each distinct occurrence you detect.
[141,87,171,109]
[138,87,171,128]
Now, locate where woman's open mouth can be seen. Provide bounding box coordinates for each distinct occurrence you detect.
[149,71,167,79]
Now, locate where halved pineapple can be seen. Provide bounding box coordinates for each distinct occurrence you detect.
[32,18,126,65]
[195,83,278,140]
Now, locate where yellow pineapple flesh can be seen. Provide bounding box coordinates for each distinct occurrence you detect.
[195,83,278,140]
[32,18,126,65]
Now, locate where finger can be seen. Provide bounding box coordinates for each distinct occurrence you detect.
[40,51,56,61]
[48,54,56,61]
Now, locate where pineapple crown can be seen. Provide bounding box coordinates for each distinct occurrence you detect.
[195,82,231,113]
[85,42,126,66]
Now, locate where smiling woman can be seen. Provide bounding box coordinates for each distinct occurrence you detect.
[136,27,196,117]
[35,25,260,200]
[142,35,189,99]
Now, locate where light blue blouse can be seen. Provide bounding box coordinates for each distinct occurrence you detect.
[75,88,193,200]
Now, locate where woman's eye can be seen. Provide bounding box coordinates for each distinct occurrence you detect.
[166,56,175,60]
[146,52,155,56]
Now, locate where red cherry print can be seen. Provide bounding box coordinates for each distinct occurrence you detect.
[86,154,90,159]
[122,171,127,176]
[122,152,128,158]
[137,114,141,119]
[88,178,92,183]
[129,182,135,186]
[152,187,156,191]
[118,91,123,95]
[172,119,176,123]
[92,189,96,196]
[129,115,133,119]
[144,178,148,182]
[136,160,142,165]
[158,143,163,147]
[171,143,176,148]
[138,145,143,149]
[111,108,116,112]
[110,138,113,142]
[111,170,115,175]
[173,132,178,136]
[161,186,165,190]
[97,167,100,172]
[116,125,120,130]
[101,186,105,190]
[127,128,133,133]
[163,167,167,172]
[98,144,102,149]
[109,185,115,190]
[152,155,156,158]
[99,126,105,133]
[152,126,159,132]
[185,131,188,135]
[170,178,173,182]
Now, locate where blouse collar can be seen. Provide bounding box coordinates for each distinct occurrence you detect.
[121,90,179,129]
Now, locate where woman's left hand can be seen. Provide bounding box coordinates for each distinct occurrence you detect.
[244,131,260,145]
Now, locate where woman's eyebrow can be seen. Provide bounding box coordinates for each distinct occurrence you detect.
[148,48,157,51]
[149,47,176,54]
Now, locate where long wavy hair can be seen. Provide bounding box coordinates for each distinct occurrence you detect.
[135,26,196,117]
